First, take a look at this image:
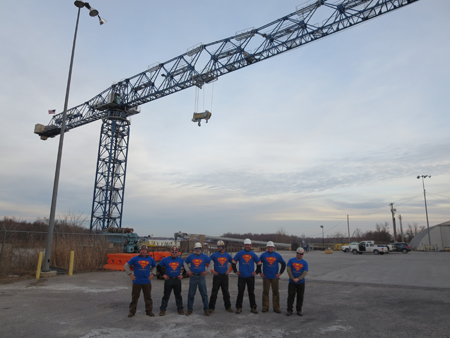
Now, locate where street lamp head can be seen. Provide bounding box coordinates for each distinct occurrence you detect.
[98,16,107,25]
[74,0,85,8]
[88,7,99,16]
[417,176,420,179]
[74,1,100,17]
[320,225,323,229]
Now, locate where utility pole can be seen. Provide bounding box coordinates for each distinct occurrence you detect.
[417,175,432,250]
[398,215,404,242]
[347,215,350,242]
[389,203,397,241]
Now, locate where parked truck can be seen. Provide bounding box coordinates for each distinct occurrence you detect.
[349,241,389,255]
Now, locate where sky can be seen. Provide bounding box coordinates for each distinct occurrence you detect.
[1,0,449,240]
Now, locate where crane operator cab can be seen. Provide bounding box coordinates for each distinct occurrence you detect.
[192,110,211,127]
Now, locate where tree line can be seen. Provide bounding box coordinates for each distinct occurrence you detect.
[223,222,425,245]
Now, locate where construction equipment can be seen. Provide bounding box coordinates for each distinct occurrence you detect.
[192,110,212,126]
[103,227,140,253]
[34,0,419,232]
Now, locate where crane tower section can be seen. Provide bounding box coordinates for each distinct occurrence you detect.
[34,0,419,231]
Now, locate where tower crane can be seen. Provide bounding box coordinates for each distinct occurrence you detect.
[34,0,419,232]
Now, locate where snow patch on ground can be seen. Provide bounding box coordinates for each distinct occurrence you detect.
[27,283,128,293]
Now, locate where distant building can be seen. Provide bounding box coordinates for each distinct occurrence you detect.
[409,221,450,251]
[139,237,177,247]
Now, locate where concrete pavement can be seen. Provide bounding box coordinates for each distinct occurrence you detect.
[1,251,449,338]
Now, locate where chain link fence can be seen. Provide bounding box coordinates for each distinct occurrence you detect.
[0,228,121,276]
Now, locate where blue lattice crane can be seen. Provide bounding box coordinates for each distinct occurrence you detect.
[34,0,419,232]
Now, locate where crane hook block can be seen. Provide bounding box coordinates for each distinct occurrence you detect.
[192,110,211,127]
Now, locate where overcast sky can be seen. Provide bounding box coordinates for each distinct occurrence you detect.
[1,0,448,239]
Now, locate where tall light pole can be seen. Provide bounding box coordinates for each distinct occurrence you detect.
[42,1,106,273]
[389,203,397,241]
[417,175,432,250]
[398,214,404,242]
[320,225,324,250]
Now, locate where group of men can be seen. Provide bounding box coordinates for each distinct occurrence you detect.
[124,238,308,318]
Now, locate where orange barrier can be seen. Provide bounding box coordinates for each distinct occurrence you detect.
[103,251,177,271]
[103,253,137,271]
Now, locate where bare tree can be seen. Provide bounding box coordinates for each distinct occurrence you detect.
[353,228,364,241]
[327,231,346,243]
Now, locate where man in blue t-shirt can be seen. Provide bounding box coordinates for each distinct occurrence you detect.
[232,238,261,314]
[124,245,156,317]
[258,241,286,313]
[286,247,309,316]
[157,246,185,316]
[208,240,233,313]
[184,242,211,316]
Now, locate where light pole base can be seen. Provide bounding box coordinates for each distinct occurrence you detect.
[40,270,57,278]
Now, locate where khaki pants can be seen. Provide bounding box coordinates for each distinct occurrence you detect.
[262,278,280,311]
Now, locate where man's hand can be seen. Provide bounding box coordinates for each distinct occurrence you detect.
[212,271,219,276]
[163,274,169,280]
[178,274,183,280]
[130,274,136,281]
[236,271,241,276]
[252,271,257,276]
[188,271,193,277]
[293,278,299,283]
[260,273,266,278]
[275,273,281,279]
[201,271,208,277]
[149,274,154,280]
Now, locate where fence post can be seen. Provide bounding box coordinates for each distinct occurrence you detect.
[0,227,6,273]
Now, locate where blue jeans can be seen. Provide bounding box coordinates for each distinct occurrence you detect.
[187,274,209,311]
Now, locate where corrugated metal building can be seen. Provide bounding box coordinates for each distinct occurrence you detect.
[409,220,450,251]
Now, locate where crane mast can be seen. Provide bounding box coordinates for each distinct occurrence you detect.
[34,0,419,231]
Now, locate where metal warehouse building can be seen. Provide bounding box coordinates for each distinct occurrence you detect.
[409,221,450,251]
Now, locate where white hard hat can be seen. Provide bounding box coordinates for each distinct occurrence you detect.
[266,241,275,247]
[296,247,305,254]
[244,238,252,245]
[217,240,225,246]
[194,242,202,249]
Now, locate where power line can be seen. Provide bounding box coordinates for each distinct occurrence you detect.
[427,192,450,199]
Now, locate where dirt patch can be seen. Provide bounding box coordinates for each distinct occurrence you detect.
[0,274,33,285]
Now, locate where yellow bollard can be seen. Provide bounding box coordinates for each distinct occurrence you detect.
[36,252,43,279]
[69,251,75,276]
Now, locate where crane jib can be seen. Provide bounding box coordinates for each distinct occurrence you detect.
[35,0,419,139]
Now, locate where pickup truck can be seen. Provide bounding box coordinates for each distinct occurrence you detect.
[341,242,359,253]
[349,241,389,255]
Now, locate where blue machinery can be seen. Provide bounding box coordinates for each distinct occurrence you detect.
[34,0,419,231]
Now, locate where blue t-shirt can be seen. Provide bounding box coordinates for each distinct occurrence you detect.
[185,253,211,274]
[287,257,308,284]
[260,251,285,279]
[158,256,184,278]
[210,252,232,274]
[127,255,156,285]
[233,250,261,278]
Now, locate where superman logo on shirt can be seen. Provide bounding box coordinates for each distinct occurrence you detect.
[169,262,179,270]
[192,259,203,267]
[292,263,303,271]
[138,260,149,269]
[243,255,252,263]
[217,257,227,266]
[266,257,277,265]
